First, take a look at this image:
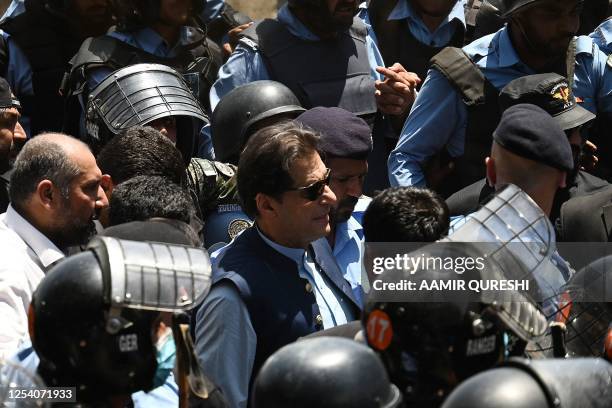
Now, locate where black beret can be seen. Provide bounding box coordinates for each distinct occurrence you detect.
[493,104,574,172]
[0,77,20,109]
[499,73,595,131]
[296,107,372,160]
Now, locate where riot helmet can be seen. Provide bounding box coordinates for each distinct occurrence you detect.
[501,0,545,16]
[526,254,612,359]
[441,358,612,408]
[211,80,305,163]
[30,236,212,403]
[85,63,209,164]
[364,185,552,406]
[252,337,402,408]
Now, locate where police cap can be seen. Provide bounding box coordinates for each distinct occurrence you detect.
[499,73,595,131]
[493,104,574,172]
[296,107,372,160]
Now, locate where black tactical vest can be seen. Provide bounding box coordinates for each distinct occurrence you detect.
[0,0,83,135]
[368,0,465,85]
[240,17,377,123]
[428,42,576,197]
[62,28,222,135]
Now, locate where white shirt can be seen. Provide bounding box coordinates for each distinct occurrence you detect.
[0,205,64,358]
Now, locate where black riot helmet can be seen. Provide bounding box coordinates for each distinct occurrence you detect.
[211,80,305,163]
[363,185,553,406]
[501,0,542,16]
[252,337,402,408]
[111,0,203,31]
[526,254,612,359]
[85,63,209,164]
[441,358,612,408]
[29,237,212,403]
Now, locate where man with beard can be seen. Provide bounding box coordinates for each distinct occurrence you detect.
[388,0,612,197]
[0,133,107,359]
[296,107,372,308]
[210,0,419,131]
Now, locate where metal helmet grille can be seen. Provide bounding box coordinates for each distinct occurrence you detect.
[88,63,208,135]
[90,237,212,312]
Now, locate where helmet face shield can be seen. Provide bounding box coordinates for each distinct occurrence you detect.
[86,63,209,158]
[89,237,212,313]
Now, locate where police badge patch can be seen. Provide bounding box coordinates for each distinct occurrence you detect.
[228,219,252,239]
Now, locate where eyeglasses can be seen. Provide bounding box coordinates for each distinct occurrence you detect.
[287,168,331,201]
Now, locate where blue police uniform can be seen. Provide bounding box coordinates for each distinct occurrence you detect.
[210,3,384,111]
[388,28,612,187]
[310,195,371,309]
[195,226,360,408]
[590,17,612,55]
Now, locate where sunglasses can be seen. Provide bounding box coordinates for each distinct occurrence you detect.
[287,168,331,201]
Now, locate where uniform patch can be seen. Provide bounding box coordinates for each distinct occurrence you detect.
[366,310,393,351]
[551,82,572,109]
[214,161,235,178]
[119,334,138,352]
[228,219,252,239]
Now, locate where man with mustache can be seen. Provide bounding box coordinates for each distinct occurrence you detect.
[389,0,612,197]
[0,133,108,359]
[296,107,372,308]
[195,121,361,407]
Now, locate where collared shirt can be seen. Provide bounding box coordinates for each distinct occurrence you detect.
[0,205,64,359]
[590,18,612,55]
[82,27,214,159]
[388,28,612,187]
[195,227,355,408]
[388,0,466,48]
[311,196,371,308]
[210,4,385,111]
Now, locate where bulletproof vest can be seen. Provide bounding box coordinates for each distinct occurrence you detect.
[1,0,83,134]
[214,227,360,385]
[64,28,221,123]
[429,42,576,197]
[368,0,465,84]
[240,18,377,123]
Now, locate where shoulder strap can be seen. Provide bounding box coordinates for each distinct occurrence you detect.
[430,46,487,106]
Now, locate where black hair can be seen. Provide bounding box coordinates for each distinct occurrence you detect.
[96,126,186,185]
[363,187,450,242]
[109,175,196,226]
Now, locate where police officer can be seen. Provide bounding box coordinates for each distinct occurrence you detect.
[296,107,373,308]
[389,0,612,197]
[0,0,113,136]
[28,234,220,405]
[252,337,403,408]
[445,73,609,224]
[210,0,418,126]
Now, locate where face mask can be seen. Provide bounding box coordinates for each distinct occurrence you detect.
[152,329,176,388]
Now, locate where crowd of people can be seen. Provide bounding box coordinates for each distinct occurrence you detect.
[0,0,611,406]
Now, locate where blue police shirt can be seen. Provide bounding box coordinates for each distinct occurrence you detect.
[358,0,466,53]
[83,27,214,159]
[210,3,384,111]
[388,28,612,187]
[195,227,357,408]
[590,18,612,55]
[310,196,371,309]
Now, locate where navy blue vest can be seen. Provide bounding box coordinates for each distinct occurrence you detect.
[214,227,359,379]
